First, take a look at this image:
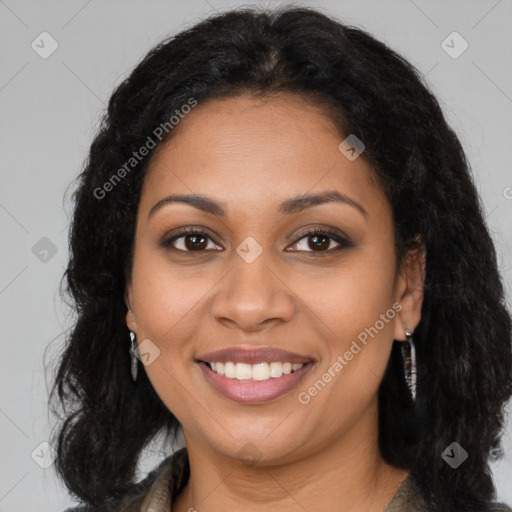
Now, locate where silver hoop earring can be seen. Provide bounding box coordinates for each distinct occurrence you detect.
[401,327,417,403]
[129,331,138,382]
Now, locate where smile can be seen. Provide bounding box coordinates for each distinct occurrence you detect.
[197,360,314,403]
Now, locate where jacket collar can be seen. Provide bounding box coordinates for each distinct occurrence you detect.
[140,447,189,511]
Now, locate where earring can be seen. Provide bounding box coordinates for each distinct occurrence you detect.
[130,331,138,382]
[401,325,417,403]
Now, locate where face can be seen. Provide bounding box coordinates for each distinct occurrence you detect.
[125,92,424,465]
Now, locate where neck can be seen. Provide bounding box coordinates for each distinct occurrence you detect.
[174,400,408,512]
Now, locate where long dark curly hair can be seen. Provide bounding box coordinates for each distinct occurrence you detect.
[47,5,512,511]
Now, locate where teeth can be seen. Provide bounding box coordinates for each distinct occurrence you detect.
[225,362,236,378]
[270,362,283,378]
[236,363,253,380]
[207,361,305,380]
[253,362,269,381]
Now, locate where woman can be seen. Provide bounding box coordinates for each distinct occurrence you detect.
[50,6,512,512]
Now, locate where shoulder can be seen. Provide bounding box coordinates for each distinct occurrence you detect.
[388,473,512,512]
[61,447,187,512]
[488,503,512,512]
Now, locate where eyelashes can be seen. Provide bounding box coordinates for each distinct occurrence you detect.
[286,227,353,253]
[161,226,354,255]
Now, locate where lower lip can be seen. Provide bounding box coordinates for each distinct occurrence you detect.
[197,362,314,403]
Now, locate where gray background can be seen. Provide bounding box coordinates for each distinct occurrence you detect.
[1,0,511,509]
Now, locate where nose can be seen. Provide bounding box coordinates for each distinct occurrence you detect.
[211,250,295,332]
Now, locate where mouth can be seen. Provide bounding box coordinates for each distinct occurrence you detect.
[196,349,315,403]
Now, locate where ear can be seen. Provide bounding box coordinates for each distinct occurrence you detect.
[393,239,426,341]
[124,282,137,333]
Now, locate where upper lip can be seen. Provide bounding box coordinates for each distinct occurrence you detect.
[196,346,314,365]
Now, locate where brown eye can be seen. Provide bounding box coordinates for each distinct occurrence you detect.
[306,234,332,251]
[182,233,208,251]
[163,229,221,252]
[288,229,352,253]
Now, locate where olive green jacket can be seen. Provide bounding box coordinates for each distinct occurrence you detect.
[64,447,512,511]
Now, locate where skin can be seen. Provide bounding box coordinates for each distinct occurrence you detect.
[125,92,425,512]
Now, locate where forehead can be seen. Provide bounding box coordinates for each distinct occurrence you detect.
[140,93,387,220]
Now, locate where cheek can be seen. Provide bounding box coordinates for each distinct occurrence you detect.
[293,239,397,401]
[130,248,205,421]
[131,244,212,343]
[292,242,396,344]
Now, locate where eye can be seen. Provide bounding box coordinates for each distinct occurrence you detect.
[162,228,222,252]
[286,228,352,253]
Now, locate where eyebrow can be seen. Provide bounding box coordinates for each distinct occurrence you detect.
[148,190,368,220]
